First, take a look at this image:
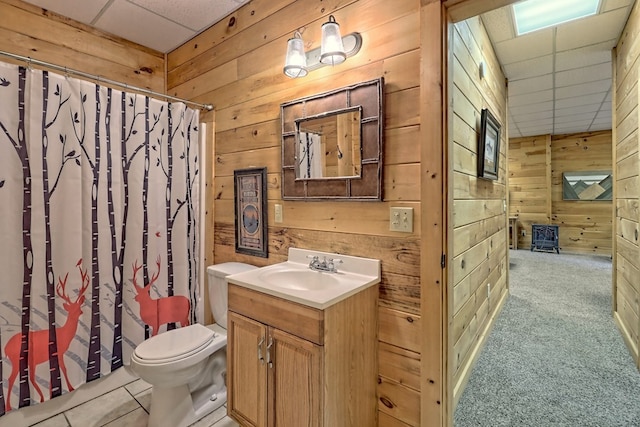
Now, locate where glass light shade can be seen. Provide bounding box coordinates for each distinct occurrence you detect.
[320,15,346,66]
[283,33,308,78]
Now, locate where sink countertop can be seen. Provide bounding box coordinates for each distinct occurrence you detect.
[226,248,381,309]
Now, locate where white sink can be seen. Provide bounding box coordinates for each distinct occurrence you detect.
[226,248,381,309]
[258,269,341,291]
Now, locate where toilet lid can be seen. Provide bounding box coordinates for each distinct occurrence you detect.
[134,324,215,362]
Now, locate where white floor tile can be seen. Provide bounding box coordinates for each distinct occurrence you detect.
[101,407,148,427]
[124,379,152,396]
[64,388,140,427]
[210,416,238,427]
[31,414,70,427]
[188,405,226,427]
[132,387,152,412]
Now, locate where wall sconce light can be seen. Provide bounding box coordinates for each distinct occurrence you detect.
[283,15,362,78]
[284,32,308,78]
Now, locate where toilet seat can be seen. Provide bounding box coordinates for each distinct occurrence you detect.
[133,324,216,365]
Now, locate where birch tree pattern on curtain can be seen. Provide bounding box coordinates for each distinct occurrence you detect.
[0,61,200,416]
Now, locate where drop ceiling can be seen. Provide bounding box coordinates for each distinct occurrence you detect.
[19,0,635,138]
[20,0,250,53]
[481,0,634,137]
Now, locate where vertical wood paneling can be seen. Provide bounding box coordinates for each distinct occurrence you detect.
[449,16,508,407]
[611,0,639,367]
[508,135,550,249]
[419,2,446,424]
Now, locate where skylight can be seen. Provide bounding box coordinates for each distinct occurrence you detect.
[513,0,600,36]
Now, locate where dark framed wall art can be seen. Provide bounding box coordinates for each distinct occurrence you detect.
[234,167,268,258]
[477,108,501,180]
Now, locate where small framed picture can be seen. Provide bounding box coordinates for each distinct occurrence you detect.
[234,167,268,258]
[477,108,501,181]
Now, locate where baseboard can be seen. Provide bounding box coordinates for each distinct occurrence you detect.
[452,289,509,408]
[613,311,639,368]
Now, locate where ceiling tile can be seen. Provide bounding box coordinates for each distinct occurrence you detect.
[555,63,612,87]
[21,0,109,24]
[555,42,614,72]
[554,121,595,131]
[510,89,553,107]
[511,110,553,122]
[493,29,553,66]
[590,123,612,131]
[554,112,597,124]
[518,125,553,136]
[130,0,248,32]
[95,0,194,52]
[515,118,554,128]
[480,7,515,44]
[555,103,601,116]
[594,109,613,120]
[509,75,554,96]
[510,101,554,115]
[503,55,553,80]
[555,80,611,99]
[556,8,629,51]
[591,118,612,127]
[602,0,634,12]
[556,93,608,109]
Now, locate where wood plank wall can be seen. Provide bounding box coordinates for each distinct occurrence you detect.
[0,0,165,92]
[450,16,508,405]
[166,0,431,425]
[613,0,640,368]
[508,131,613,255]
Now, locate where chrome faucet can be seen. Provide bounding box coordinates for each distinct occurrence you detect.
[307,255,343,273]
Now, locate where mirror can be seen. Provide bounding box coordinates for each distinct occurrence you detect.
[295,107,362,179]
[280,77,384,201]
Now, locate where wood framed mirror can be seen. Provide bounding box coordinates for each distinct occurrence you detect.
[280,77,384,201]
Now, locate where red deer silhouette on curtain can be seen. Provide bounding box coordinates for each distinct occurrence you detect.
[132,256,190,336]
[4,260,90,411]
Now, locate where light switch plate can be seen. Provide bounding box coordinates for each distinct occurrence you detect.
[275,204,283,223]
[390,207,413,233]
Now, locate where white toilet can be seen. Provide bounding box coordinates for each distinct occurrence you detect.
[129,262,257,427]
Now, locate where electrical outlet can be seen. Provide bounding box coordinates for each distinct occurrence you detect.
[275,204,283,223]
[389,207,413,233]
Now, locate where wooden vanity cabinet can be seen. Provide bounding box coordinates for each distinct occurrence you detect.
[227,283,378,427]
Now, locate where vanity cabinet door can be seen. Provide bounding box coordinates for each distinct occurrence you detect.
[228,311,268,427]
[268,327,322,427]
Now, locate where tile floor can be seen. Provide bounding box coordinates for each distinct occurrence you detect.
[21,378,239,427]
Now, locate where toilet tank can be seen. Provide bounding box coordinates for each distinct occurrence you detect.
[207,263,257,330]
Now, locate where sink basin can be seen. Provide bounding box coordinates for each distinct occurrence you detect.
[258,269,341,291]
[226,248,381,309]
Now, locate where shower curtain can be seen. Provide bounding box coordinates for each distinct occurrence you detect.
[298,131,323,178]
[0,61,200,416]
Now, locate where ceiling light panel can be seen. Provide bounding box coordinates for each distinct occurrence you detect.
[513,0,601,35]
